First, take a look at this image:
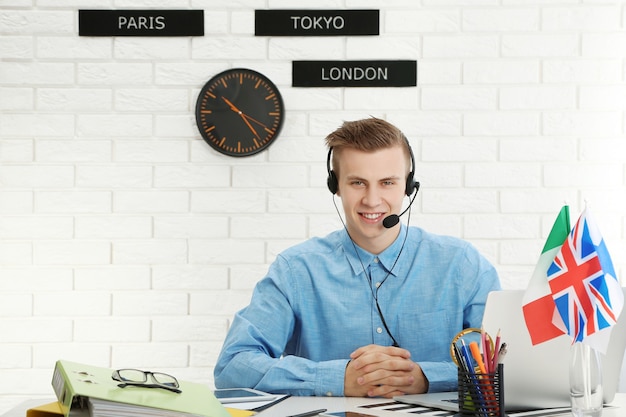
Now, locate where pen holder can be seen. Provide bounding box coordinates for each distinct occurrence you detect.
[457,363,505,417]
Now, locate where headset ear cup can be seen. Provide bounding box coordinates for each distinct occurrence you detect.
[404,138,418,196]
[327,170,338,194]
[405,173,416,196]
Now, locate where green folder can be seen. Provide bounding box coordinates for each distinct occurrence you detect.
[52,360,231,417]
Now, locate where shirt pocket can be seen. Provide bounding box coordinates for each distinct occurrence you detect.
[399,310,453,361]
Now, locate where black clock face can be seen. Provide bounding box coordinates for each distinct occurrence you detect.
[195,68,285,157]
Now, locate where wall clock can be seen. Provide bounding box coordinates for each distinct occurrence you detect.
[195,68,285,157]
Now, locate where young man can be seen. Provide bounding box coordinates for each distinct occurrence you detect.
[214,117,501,398]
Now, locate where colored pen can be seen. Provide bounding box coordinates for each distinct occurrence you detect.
[460,341,487,415]
[287,409,327,417]
[453,342,469,371]
[469,341,487,374]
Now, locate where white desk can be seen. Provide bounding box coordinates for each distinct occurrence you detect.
[3,395,626,417]
[255,394,626,417]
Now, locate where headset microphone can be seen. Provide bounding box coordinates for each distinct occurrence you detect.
[382,213,403,229]
[382,183,419,229]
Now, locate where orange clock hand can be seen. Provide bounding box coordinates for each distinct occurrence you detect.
[221,96,242,114]
[241,115,260,139]
[222,96,262,138]
[241,113,270,130]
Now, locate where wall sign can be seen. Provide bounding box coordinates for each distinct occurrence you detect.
[255,9,379,36]
[78,10,204,36]
[292,60,417,87]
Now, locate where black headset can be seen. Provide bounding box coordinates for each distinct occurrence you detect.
[326,138,419,197]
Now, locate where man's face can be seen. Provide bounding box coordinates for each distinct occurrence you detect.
[335,145,409,254]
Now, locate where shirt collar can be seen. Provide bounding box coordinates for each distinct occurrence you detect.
[341,224,408,278]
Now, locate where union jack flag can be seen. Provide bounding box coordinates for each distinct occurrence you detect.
[547,208,623,349]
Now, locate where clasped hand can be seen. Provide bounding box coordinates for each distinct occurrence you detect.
[344,344,428,398]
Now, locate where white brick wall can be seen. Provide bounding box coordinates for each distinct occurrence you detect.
[1,0,626,411]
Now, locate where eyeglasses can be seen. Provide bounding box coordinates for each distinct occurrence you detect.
[112,369,182,393]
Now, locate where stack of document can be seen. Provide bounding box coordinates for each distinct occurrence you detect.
[50,360,231,417]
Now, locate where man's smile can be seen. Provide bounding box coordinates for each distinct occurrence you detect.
[360,212,384,221]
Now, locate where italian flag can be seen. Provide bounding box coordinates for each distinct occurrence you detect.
[522,206,571,345]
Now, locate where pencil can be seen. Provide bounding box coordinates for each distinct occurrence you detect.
[491,329,501,371]
[481,327,490,374]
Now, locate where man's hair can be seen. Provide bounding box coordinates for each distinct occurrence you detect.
[325,117,411,176]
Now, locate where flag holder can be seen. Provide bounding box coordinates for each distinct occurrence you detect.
[570,342,603,417]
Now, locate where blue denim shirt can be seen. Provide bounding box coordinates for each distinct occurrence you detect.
[214,224,501,396]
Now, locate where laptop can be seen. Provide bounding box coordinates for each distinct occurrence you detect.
[395,288,626,411]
